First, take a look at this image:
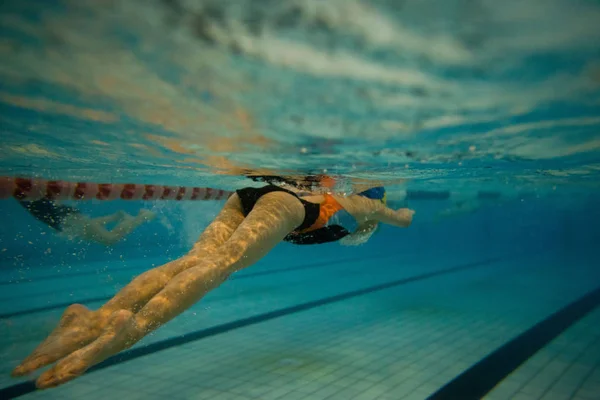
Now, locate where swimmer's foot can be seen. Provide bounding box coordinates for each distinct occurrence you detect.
[12,304,101,377]
[138,209,156,222]
[36,309,138,389]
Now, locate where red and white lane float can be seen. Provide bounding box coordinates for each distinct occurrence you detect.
[0,176,233,201]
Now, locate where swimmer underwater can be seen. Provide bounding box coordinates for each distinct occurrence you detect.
[18,198,156,246]
[11,176,415,389]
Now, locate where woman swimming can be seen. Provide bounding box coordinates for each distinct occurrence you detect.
[18,198,156,246]
[12,183,414,389]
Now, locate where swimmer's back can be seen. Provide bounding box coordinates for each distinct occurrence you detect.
[18,198,80,231]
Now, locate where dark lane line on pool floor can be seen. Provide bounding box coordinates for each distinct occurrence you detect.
[0,255,379,301]
[0,257,506,399]
[427,283,600,400]
[0,254,392,288]
[0,258,174,286]
[0,254,398,318]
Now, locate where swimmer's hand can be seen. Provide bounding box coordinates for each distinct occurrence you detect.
[340,220,378,246]
[397,208,415,226]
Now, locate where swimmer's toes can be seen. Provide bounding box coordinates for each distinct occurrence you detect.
[36,359,84,389]
[12,356,50,377]
[12,345,71,377]
[13,304,99,376]
[36,352,90,389]
[36,310,134,389]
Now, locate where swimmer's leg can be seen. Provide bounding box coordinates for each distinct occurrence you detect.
[33,192,304,388]
[76,210,155,246]
[87,210,128,226]
[12,195,244,377]
[100,194,245,314]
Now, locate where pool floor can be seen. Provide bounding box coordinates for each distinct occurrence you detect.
[0,251,598,400]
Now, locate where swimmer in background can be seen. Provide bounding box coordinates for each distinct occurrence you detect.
[12,180,414,389]
[18,198,156,246]
[434,199,483,222]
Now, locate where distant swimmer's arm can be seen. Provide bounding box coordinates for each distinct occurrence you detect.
[333,195,414,228]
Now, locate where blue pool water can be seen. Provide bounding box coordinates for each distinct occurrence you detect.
[1,1,600,399]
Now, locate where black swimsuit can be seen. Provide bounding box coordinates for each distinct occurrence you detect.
[235,185,350,245]
[18,198,80,231]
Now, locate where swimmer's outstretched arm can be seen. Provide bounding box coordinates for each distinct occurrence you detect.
[333,195,414,227]
[13,191,305,389]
